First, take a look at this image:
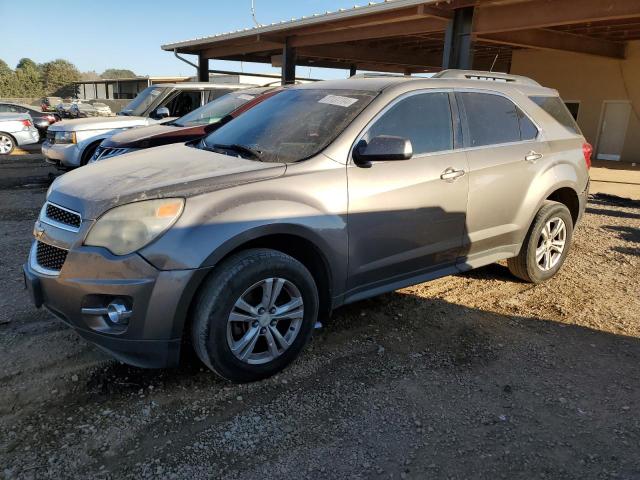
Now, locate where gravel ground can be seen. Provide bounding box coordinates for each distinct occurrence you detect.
[1,156,639,480]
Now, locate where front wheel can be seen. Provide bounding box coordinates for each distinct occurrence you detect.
[508,200,573,283]
[191,248,319,383]
[0,133,15,155]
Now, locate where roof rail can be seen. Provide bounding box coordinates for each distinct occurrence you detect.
[432,69,541,86]
[349,72,407,79]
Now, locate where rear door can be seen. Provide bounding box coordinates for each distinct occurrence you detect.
[346,90,469,293]
[456,91,543,268]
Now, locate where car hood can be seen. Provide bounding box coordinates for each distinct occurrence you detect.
[48,116,162,132]
[102,123,204,149]
[48,143,286,220]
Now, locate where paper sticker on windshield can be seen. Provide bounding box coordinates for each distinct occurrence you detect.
[237,94,256,101]
[318,95,359,107]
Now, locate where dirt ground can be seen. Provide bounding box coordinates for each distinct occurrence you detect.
[1,155,639,480]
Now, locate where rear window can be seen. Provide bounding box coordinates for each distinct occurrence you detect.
[529,96,582,135]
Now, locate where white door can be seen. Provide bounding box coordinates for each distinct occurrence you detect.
[596,101,631,161]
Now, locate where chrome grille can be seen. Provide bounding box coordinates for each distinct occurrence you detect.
[44,203,81,230]
[36,241,68,272]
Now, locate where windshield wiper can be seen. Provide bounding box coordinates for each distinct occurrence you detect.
[203,143,263,161]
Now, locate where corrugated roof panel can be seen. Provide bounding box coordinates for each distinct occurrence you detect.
[161,0,439,51]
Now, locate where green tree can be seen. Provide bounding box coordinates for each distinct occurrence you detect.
[81,70,101,81]
[41,59,80,96]
[0,59,12,77]
[100,68,137,79]
[16,57,38,71]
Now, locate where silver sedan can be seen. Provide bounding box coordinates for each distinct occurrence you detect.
[0,113,40,155]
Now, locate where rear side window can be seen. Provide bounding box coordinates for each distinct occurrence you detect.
[365,92,453,155]
[529,96,581,135]
[458,93,521,147]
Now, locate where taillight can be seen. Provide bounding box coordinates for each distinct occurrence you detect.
[582,142,593,169]
[21,119,32,128]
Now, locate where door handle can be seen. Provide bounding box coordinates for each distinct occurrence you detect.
[440,167,465,182]
[525,151,544,163]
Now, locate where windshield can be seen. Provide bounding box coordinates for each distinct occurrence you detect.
[175,91,263,127]
[201,89,376,163]
[120,87,164,116]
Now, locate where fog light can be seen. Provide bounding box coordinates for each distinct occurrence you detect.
[81,300,132,325]
[106,301,132,324]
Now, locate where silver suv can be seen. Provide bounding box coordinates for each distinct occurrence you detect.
[24,71,590,382]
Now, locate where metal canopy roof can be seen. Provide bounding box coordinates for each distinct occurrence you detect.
[162,0,640,74]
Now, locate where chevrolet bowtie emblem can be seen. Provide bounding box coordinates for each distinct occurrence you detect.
[34,224,45,240]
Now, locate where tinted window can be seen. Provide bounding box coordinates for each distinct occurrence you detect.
[365,92,453,155]
[530,96,581,134]
[518,109,538,140]
[458,93,521,147]
[165,91,202,117]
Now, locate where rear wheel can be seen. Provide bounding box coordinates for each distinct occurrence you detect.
[508,201,573,283]
[0,133,15,155]
[191,248,319,383]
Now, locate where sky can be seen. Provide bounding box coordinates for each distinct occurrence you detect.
[0,0,370,80]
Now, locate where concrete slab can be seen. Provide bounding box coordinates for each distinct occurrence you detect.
[590,161,640,201]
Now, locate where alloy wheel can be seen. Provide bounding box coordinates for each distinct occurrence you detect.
[536,217,566,271]
[0,135,14,154]
[226,277,304,365]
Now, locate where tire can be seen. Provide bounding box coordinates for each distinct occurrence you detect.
[508,200,573,283]
[191,248,319,383]
[0,133,15,155]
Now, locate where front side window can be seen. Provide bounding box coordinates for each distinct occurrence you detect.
[201,88,376,163]
[364,92,453,155]
[458,92,522,147]
[164,91,202,118]
[120,87,165,116]
[175,90,267,127]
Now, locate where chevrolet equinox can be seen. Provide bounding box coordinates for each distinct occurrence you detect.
[24,70,590,382]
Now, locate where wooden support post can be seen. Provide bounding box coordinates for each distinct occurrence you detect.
[282,39,297,85]
[198,54,209,82]
[442,7,474,69]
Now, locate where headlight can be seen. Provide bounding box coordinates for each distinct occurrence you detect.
[85,198,184,255]
[54,131,76,144]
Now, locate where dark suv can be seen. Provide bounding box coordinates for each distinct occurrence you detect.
[24,71,590,382]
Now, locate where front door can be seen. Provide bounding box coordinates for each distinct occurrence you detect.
[346,91,469,294]
[596,101,631,161]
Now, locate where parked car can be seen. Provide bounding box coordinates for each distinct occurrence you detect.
[90,86,281,162]
[69,102,99,118]
[0,113,39,154]
[55,100,74,119]
[0,102,60,137]
[42,83,254,169]
[91,102,114,117]
[24,71,590,382]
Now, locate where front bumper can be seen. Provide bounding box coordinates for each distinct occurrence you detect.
[14,128,39,147]
[42,140,81,168]
[24,242,202,368]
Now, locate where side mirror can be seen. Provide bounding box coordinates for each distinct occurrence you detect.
[155,107,170,119]
[353,135,413,167]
